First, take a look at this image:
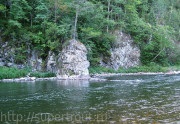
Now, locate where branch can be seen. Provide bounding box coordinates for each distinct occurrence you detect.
[151,47,165,61]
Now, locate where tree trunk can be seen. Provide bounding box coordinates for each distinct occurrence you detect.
[30,13,33,27]
[107,0,111,33]
[54,0,57,23]
[73,8,79,40]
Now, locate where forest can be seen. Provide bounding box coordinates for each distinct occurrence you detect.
[0,0,180,69]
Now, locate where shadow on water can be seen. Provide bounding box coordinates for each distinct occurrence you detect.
[0,74,179,123]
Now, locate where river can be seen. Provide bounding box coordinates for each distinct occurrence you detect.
[0,74,180,124]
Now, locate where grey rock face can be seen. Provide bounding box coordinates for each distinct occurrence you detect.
[29,50,43,71]
[46,51,57,73]
[0,62,5,66]
[101,31,140,70]
[0,41,16,67]
[57,39,90,79]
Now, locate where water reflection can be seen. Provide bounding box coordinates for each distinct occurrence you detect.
[56,79,89,87]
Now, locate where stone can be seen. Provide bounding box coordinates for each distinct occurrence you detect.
[89,78,107,82]
[16,64,25,69]
[57,39,90,79]
[101,31,140,70]
[7,62,13,67]
[46,51,57,73]
[30,77,36,81]
[2,79,14,82]
[0,62,5,66]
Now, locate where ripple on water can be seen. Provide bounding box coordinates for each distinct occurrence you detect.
[0,74,180,123]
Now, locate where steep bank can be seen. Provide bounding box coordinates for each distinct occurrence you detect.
[101,30,140,70]
[0,0,179,77]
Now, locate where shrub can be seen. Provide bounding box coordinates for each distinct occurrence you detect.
[89,66,115,74]
[29,71,56,78]
[0,67,29,79]
[0,67,56,79]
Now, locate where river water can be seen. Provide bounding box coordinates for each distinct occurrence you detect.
[0,74,180,124]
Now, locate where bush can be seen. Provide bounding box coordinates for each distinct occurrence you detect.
[0,67,29,79]
[89,66,115,74]
[89,63,170,74]
[117,64,168,73]
[29,71,56,78]
[167,44,180,65]
[0,67,56,79]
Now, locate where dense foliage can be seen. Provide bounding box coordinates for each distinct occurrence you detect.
[0,0,179,67]
[0,66,55,79]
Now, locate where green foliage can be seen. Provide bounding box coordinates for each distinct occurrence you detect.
[0,4,6,11]
[81,27,102,39]
[0,67,29,79]
[10,0,31,21]
[35,0,49,22]
[140,25,174,65]
[14,46,27,64]
[29,72,56,78]
[167,44,180,65]
[82,33,115,66]
[0,67,56,79]
[89,63,170,74]
[89,66,115,74]
[0,0,179,71]
[8,20,22,28]
[117,63,168,73]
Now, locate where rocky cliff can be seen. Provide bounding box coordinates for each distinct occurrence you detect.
[1,31,140,76]
[0,41,16,67]
[46,51,57,73]
[101,31,140,70]
[57,39,90,79]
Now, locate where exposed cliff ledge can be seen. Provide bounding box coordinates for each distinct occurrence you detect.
[57,39,90,79]
[101,31,140,70]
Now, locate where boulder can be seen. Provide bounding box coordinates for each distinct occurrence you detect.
[7,62,13,67]
[101,31,140,70]
[57,39,90,79]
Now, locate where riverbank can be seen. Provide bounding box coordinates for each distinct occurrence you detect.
[91,71,180,77]
[1,70,180,83]
[89,65,180,74]
[0,65,180,82]
[0,66,55,80]
[1,77,57,82]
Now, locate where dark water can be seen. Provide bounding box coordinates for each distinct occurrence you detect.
[0,74,180,124]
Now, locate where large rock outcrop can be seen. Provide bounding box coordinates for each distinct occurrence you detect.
[101,31,140,70]
[57,39,90,79]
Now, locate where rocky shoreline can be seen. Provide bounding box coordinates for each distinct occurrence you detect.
[0,71,180,83]
[91,71,180,77]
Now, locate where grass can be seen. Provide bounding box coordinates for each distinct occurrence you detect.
[29,71,56,78]
[89,66,115,74]
[0,66,29,80]
[89,64,180,74]
[1,64,180,79]
[0,66,56,79]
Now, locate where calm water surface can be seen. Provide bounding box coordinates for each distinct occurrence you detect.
[0,74,180,124]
